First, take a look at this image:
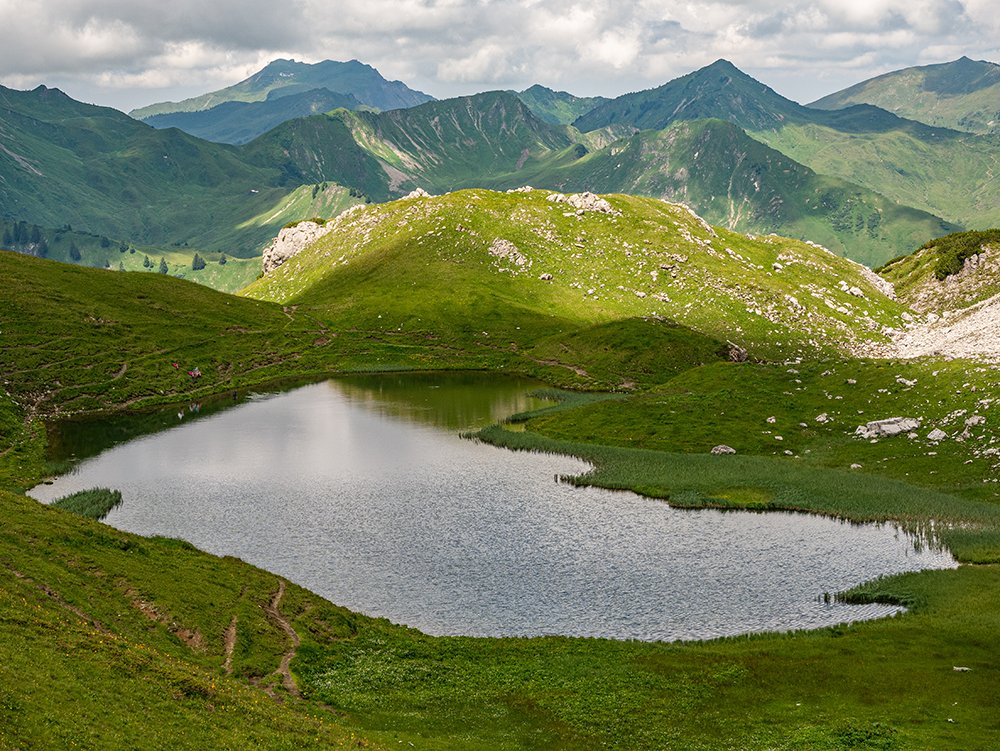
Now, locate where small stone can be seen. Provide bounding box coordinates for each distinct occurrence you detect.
[850,463,863,469]
[767,416,777,423]
[710,445,737,455]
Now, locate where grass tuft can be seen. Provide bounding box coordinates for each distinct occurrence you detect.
[50,487,123,520]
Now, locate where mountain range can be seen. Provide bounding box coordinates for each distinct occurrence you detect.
[810,56,1000,135]
[3,55,999,271]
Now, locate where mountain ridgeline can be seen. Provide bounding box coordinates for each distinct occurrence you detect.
[139,87,369,145]
[131,59,434,120]
[8,56,1000,271]
[810,56,1000,135]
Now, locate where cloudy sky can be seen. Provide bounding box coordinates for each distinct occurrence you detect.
[1,0,998,112]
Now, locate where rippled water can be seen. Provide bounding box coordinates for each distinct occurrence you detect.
[31,373,956,641]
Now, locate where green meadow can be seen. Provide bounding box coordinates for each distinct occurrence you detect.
[3,191,1000,749]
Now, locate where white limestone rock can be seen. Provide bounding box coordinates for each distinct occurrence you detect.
[261,220,334,275]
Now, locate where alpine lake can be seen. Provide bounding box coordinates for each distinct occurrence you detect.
[30,372,956,642]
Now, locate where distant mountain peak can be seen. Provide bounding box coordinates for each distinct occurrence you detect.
[808,56,1000,134]
[572,59,801,133]
[130,59,434,121]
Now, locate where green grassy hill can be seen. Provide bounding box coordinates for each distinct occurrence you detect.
[512,84,609,125]
[810,56,1000,134]
[130,58,434,120]
[745,108,1000,230]
[241,188,911,368]
[505,119,958,267]
[1,79,962,274]
[0,84,373,261]
[243,94,956,267]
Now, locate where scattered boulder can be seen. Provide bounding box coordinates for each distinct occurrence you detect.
[850,463,863,469]
[724,341,749,363]
[927,428,948,441]
[489,239,527,267]
[566,192,618,215]
[854,417,921,439]
[539,273,553,281]
[766,416,777,424]
[546,193,568,204]
[711,445,737,455]
[261,220,334,275]
[815,413,829,423]
[404,187,432,199]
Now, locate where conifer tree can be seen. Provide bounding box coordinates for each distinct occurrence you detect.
[69,241,82,261]
[158,257,168,274]
[191,253,206,271]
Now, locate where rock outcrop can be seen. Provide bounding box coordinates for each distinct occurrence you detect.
[711,445,737,455]
[262,221,335,275]
[854,417,921,439]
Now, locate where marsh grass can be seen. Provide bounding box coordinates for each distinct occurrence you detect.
[51,487,122,520]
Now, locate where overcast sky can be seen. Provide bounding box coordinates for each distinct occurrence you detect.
[1,0,998,113]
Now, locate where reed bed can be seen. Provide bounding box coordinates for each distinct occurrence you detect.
[51,487,123,520]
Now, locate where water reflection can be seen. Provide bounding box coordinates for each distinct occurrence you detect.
[31,375,957,642]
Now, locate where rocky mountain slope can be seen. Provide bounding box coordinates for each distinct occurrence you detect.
[873,231,1000,360]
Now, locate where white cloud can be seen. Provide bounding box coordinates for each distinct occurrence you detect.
[0,0,998,110]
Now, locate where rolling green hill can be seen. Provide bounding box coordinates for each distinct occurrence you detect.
[0,84,367,258]
[0,78,966,274]
[809,56,1000,134]
[241,188,911,366]
[243,92,955,266]
[130,58,434,120]
[498,119,958,267]
[140,87,369,145]
[512,84,609,125]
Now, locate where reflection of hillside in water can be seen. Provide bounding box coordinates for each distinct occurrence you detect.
[325,372,549,431]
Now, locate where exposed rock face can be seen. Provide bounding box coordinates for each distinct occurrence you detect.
[711,445,737,455]
[854,417,921,439]
[906,246,1000,314]
[262,221,334,275]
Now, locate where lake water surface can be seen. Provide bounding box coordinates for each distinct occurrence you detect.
[31,373,956,641]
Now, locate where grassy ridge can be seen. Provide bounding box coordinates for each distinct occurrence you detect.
[241,189,911,365]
